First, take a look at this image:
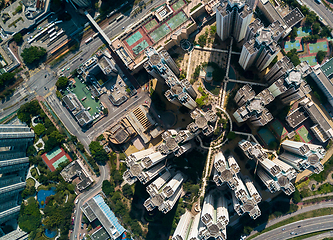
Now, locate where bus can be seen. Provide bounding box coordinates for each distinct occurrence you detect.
[116,15,124,21]
[92,32,99,38]
[85,37,93,44]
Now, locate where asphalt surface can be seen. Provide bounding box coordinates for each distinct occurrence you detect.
[252,215,333,240]
[301,0,333,29]
[72,164,109,240]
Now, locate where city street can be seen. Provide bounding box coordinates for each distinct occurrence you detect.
[252,215,333,240]
[301,0,333,29]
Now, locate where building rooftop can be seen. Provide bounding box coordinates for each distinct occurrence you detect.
[283,7,304,28]
[285,107,309,128]
[321,58,333,79]
[81,195,125,239]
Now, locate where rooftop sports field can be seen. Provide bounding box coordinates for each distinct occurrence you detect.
[296,125,313,143]
[308,40,328,54]
[171,0,185,11]
[284,39,302,52]
[258,127,276,145]
[41,146,72,172]
[270,119,288,139]
[299,55,317,66]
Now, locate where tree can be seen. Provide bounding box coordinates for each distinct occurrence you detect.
[198,34,207,47]
[103,108,108,115]
[27,145,37,156]
[102,180,114,196]
[34,123,45,136]
[44,137,58,152]
[312,22,321,35]
[293,188,301,203]
[21,46,46,65]
[290,27,298,39]
[49,130,65,144]
[295,134,301,142]
[56,76,69,90]
[286,48,301,66]
[18,197,41,233]
[89,141,108,163]
[17,100,41,123]
[316,50,326,64]
[320,26,332,38]
[13,33,22,43]
[122,183,133,199]
[306,11,317,25]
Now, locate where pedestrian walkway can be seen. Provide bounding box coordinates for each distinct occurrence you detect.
[85,12,112,46]
[194,45,241,55]
[302,191,333,201]
[228,79,268,87]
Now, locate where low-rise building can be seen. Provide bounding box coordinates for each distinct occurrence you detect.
[60,160,93,192]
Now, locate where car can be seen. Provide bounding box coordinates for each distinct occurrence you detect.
[67,67,70,70]
[282,228,285,231]
[290,232,295,235]
[125,108,127,111]
[75,235,77,238]
[158,115,160,118]
[295,233,298,235]
[61,69,64,72]
[134,95,138,98]
[44,87,47,90]
[45,74,47,78]
[145,101,148,104]
[122,26,125,29]
[298,226,301,228]
[87,107,91,110]
[80,58,83,61]
[25,98,28,101]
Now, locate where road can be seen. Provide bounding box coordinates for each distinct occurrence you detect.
[252,215,333,240]
[46,88,150,150]
[303,230,333,239]
[72,164,109,240]
[301,0,333,29]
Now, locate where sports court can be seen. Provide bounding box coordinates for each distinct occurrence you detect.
[126,31,143,46]
[258,128,276,145]
[144,19,158,31]
[167,11,188,30]
[132,40,150,55]
[41,146,72,172]
[270,119,288,139]
[297,26,311,37]
[296,125,313,143]
[65,77,101,116]
[171,0,185,11]
[299,55,317,66]
[150,24,171,42]
[284,39,302,52]
[308,40,328,54]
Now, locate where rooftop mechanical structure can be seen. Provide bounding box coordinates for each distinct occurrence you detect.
[144,47,197,110]
[239,140,296,195]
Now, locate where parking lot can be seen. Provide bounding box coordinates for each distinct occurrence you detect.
[63,77,103,119]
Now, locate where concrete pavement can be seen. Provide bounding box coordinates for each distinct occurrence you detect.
[252,215,333,240]
[71,163,109,240]
[303,230,333,240]
[249,201,333,237]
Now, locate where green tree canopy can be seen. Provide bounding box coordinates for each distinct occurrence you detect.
[102,180,114,196]
[18,197,41,233]
[13,33,22,43]
[312,22,321,35]
[56,77,69,90]
[290,27,298,39]
[316,50,326,64]
[122,183,133,199]
[34,123,45,136]
[286,48,301,66]
[89,141,108,163]
[21,46,46,65]
[17,100,41,123]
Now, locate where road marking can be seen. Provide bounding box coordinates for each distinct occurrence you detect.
[86,94,147,139]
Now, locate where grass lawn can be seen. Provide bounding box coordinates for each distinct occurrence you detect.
[248,208,333,239]
[26,178,35,188]
[37,184,56,191]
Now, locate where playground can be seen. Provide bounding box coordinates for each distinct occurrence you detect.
[41,147,72,172]
[284,39,302,52]
[296,125,313,143]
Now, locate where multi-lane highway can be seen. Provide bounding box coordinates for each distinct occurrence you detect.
[252,215,333,240]
[301,0,333,29]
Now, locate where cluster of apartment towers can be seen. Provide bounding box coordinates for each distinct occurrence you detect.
[171,139,326,240]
